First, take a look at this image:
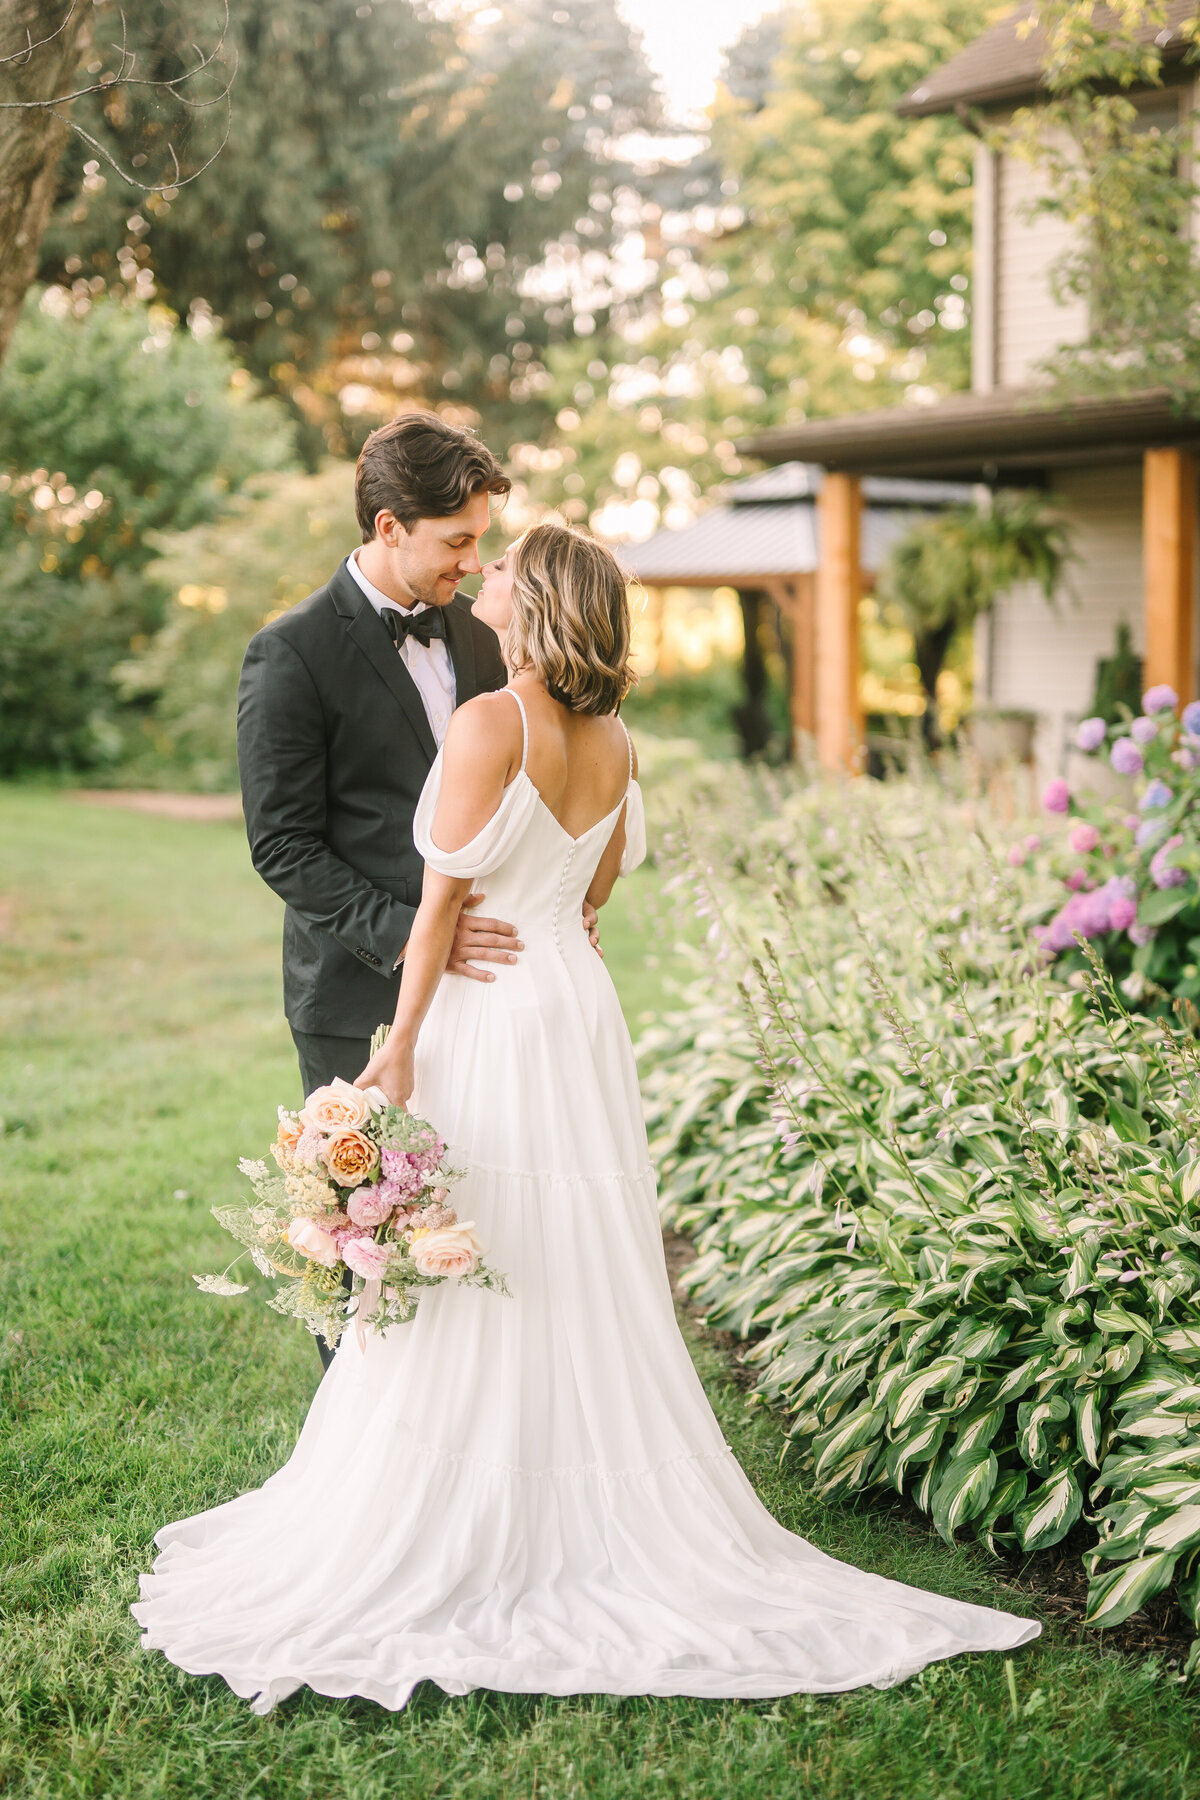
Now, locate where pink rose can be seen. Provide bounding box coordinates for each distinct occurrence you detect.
[1068,822,1100,854]
[300,1076,372,1134]
[347,1183,395,1228]
[410,1221,485,1279]
[286,1216,340,1267]
[343,1236,393,1280]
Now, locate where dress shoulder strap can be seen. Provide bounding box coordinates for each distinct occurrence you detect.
[617,716,634,788]
[503,688,529,773]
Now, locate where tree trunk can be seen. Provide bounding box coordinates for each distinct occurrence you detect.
[0,0,91,366]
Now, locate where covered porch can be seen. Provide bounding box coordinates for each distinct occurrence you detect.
[738,387,1200,772]
[619,462,971,760]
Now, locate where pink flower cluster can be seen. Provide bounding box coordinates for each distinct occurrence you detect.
[1033,876,1138,955]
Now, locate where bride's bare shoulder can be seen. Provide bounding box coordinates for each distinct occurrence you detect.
[442,690,524,775]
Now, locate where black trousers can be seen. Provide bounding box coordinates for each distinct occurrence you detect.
[290,1027,373,1372]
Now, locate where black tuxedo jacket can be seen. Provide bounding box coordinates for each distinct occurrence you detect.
[236,557,507,1035]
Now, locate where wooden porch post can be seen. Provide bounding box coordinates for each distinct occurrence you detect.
[1143,448,1198,705]
[816,472,863,772]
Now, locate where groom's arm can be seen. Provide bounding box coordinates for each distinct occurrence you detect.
[238,629,415,972]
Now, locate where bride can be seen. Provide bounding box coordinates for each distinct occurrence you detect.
[132,519,1038,1712]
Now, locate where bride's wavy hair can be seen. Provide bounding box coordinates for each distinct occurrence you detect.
[506,521,635,716]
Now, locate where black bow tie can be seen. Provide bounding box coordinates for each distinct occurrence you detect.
[381,605,446,649]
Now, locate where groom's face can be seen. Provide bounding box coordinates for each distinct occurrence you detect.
[373,491,492,608]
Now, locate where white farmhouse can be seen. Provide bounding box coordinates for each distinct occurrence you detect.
[738,1,1200,777]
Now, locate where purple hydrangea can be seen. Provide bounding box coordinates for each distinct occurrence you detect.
[1140,779,1174,810]
[1042,778,1070,814]
[1182,700,1200,736]
[1075,716,1108,752]
[1150,834,1187,890]
[1136,818,1167,849]
[1110,738,1144,776]
[1130,716,1159,745]
[1142,684,1179,714]
[1129,922,1153,948]
[1036,875,1139,954]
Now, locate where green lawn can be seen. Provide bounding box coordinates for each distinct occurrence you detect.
[2,787,1198,1800]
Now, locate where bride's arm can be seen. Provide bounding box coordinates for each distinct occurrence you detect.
[585,735,639,913]
[355,698,522,1106]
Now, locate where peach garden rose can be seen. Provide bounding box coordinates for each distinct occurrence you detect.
[321,1127,380,1189]
[286,1216,341,1268]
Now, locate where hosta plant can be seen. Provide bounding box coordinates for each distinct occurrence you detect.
[641,763,1200,1663]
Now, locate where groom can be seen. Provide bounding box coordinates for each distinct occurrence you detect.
[237,414,521,1362]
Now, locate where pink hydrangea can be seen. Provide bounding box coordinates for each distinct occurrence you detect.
[1024,833,1042,852]
[1042,778,1070,814]
[1130,716,1159,745]
[1075,716,1107,752]
[1067,822,1100,854]
[1110,738,1144,776]
[1109,894,1138,931]
[1065,867,1091,891]
[343,1236,393,1280]
[347,1183,395,1229]
[1035,875,1139,954]
[1007,844,1026,868]
[1143,684,1179,713]
[293,1125,325,1169]
[380,1148,429,1198]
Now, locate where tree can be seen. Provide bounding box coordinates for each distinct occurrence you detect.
[0,288,293,773]
[40,0,661,455]
[0,0,235,367]
[515,0,994,538]
[0,0,92,362]
[997,0,1200,397]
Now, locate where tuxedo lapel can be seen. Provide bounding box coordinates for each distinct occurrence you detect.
[330,561,438,763]
[444,591,479,703]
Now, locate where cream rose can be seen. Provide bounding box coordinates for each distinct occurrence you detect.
[410,1221,485,1280]
[286,1216,340,1268]
[300,1076,372,1134]
[321,1127,379,1189]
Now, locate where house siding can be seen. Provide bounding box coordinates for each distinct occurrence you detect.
[986,465,1147,776]
[994,148,1089,388]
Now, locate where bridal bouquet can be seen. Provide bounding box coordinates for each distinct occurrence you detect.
[194,1050,507,1350]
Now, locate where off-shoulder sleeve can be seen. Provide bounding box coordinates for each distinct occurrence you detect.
[413,753,540,879]
[619,779,647,877]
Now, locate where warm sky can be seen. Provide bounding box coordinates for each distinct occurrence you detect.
[615,0,783,126]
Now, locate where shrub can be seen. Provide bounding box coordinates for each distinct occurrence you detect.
[116,463,356,789]
[1012,685,1200,1008]
[640,765,1200,1663]
[0,289,294,774]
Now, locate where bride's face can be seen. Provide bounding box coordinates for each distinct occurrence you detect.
[473,547,515,639]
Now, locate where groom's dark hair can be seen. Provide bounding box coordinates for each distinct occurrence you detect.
[355,412,511,541]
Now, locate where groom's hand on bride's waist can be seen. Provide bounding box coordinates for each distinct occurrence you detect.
[446,893,523,981]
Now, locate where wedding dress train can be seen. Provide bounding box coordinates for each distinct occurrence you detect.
[132,693,1038,1712]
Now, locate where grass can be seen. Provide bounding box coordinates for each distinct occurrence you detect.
[1,786,1198,1799]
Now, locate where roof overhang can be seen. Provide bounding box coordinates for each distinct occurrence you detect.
[736,387,1200,483]
[896,1,1197,118]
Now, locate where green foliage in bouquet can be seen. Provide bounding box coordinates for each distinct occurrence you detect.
[639,765,1200,1665]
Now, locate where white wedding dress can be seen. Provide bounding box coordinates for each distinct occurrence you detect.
[133,691,1038,1712]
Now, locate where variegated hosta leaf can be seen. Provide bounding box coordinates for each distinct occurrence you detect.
[1142,1504,1200,1554]
[932,1447,999,1543]
[1014,1466,1083,1553]
[1084,1550,1177,1628]
[889,1357,964,1430]
[1075,1391,1102,1468]
[884,1417,947,1490]
[193,1273,250,1296]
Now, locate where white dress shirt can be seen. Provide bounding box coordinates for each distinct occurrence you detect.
[345,549,456,747]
